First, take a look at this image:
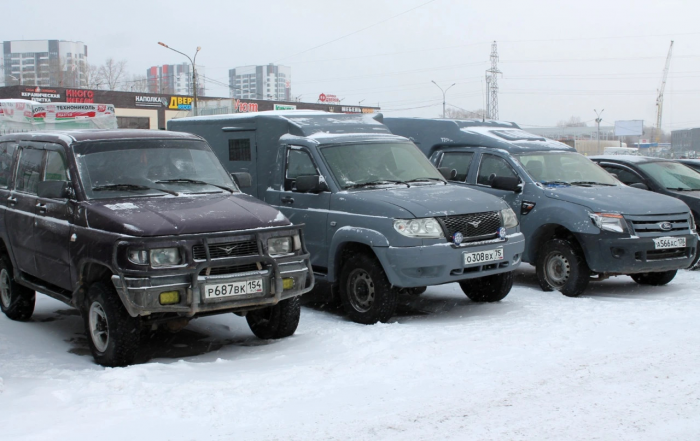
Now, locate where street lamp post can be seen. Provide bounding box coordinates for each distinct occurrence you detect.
[9,75,21,86]
[594,109,604,153]
[432,80,456,119]
[158,42,201,113]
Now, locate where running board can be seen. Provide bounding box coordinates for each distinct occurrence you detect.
[17,273,73,306]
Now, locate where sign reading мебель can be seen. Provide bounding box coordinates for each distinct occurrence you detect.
[135,96,168,107]
[274,104,297,111]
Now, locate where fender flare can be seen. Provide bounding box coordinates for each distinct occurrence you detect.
[327,226,390,282]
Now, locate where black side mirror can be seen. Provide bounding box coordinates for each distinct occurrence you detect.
[491,176,522,193]
[438,167,457,180]
[629,182,649,190]
[295,175,326,193]
[231,172,252,188]
[38,180,71,199]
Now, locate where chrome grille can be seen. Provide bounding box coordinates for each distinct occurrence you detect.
[193,239,259,260]
[625,213,691,238]
[440,211,502,242]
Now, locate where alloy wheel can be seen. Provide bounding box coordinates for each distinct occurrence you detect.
[89,301,110,353]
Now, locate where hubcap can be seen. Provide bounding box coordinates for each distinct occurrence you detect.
[0,269,11,308]
[88,302,110,353]
[347,269,375,313]
[545,253,570,289]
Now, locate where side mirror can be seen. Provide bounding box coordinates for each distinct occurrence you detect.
[38,180,71,199]
[629,182,649,190]
[491,176,522,193]
[231,172,252,188]
[437,167,457,180]
[295,175,326,193]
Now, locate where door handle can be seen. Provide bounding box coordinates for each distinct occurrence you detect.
[36,203,47,214]
[281,196,294,204]
[7,196,17,206]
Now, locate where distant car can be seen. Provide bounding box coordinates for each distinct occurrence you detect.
[677,159,700,174]
[590,155,700,225]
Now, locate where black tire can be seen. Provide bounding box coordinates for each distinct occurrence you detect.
[536,238,590,297]
[459,271,513,302]
[0,255,35,321]
[83,282,140,367]
[631,270,677,286]
[246,296,301,339]
[339,253,398,324]
[404,286,427,296]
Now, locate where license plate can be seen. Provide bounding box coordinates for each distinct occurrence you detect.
[464,248,504,265]
[653,237,686,250]
[204,279,263,299]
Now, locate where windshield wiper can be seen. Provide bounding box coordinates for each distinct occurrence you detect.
[346,179,408,189]
[667,187,700,192]
[539,180,571,186]
[92,183,179,196]
[570,181,616,186]
[155,178,234,193]
[404,177,446,185]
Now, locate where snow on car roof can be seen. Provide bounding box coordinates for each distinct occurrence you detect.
[589,155,667,164]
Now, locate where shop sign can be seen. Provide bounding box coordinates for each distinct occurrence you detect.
[20,87,61,103]
[318,93,341,104]
[168,96,193,110]
[235,100,258,113]
[361,108,375,114]
[341,106,362,113]
[66,89,95,103]
[136,96,167,107]
[274,104,296,111]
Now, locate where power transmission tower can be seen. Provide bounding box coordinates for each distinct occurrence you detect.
[485,41,501,120]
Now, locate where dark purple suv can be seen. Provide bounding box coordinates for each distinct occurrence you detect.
[0,129,313,366]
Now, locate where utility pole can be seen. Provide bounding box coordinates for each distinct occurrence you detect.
[485,41,502,119]
[431,80,455,119]
[594,109,604,153]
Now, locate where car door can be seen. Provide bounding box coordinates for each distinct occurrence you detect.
[598,163,650,189]
[33,144,74,290]
[224,131,258,197]
[269,147,330,271]
[0,141,18,263]
[6,144,44,277]
[471,152,523,212]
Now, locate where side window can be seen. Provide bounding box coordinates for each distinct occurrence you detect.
[0,142,18,188]
[477,154,518,186]
[439,152,474,182]
[602,166,643,186]
[285,149,318,191]
[44,151,69,181]
[15,148,44,194]
[229,139,251,161]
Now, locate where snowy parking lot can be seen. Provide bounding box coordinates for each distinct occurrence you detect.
[1,265,699,441]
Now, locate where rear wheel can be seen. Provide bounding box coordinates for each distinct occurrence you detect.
[536,238,590,297]
[459,272,513,302]
[339,253,398,324]
[0,256,35,321]
[246,297,301,339]
[631,270,677,286]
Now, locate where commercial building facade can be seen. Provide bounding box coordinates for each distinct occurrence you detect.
[146,63,205,96]
[1,40,88,88]
[229,64,290,101]
[671,128,700,154]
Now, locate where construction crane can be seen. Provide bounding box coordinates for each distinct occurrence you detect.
[655,41,674,142]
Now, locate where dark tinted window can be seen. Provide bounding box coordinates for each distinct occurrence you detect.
[44,151,68,181]
[287,150,317,180]
[601,166,644,186]
[477,154,518,185]
[15,148,43,194]
[0,142,17,188]
[229,139,251,161]
[440,152,473,182]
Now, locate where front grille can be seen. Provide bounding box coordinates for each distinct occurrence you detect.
[625,213,691,237]
[193,239,259,260]
[440,211,502,242]
[200,263,261,276]
[637,248,690,261]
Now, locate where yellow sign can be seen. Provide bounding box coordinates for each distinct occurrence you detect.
[168,96,193,110]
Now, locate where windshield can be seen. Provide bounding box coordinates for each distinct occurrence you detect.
[638,161,700,191]
[515,152,617,186]
[320,142,444,189]
[75,139,236,199]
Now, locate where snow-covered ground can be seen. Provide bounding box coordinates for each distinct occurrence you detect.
[1,265,699,441]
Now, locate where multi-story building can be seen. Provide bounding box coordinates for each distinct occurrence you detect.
[229,64,290,101]
[671,128,700,154]
[1,40,88,88]
[146,63,205,96]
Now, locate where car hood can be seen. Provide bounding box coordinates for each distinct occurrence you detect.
[341,184,507,218]
[543,185,690,215]
[85,193,290,236]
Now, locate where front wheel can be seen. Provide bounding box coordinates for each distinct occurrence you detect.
[339,253,398,324]
[0,256,35,321]
[631,270,677,286]
[536,238,590,297]
[459,271,513,302]
[83,282,140,367]
[246,297,301,339]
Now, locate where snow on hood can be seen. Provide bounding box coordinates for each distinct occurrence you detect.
[543,185,690,215]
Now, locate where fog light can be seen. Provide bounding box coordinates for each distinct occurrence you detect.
[159,291,180,305]
[282,278,295,290]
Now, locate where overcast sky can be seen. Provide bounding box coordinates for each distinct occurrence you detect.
[5,0,699,131]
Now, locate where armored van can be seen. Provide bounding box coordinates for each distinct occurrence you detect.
[383,117,698,297]
[169,112,525,324]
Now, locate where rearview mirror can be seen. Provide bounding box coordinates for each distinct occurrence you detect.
[295,175,327,193]
[38,180,71,199]
[629,182,649,190]
[491,176,522,193]
[231,172,252,188]
[437,167,457,180]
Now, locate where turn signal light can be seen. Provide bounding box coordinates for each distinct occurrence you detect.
[159,291,180,305]
[282,278,295,290]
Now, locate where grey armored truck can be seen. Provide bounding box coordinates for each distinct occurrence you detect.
[383,117,699,297]
[169,111,525,324]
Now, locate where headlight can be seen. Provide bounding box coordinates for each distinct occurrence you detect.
[128,249,148,265]
[690,214,697,232]
[589,212,627,233]
[394,218,445,238]
[150,247,181,267]
[268,237,293,255]
[500,208,519,229]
